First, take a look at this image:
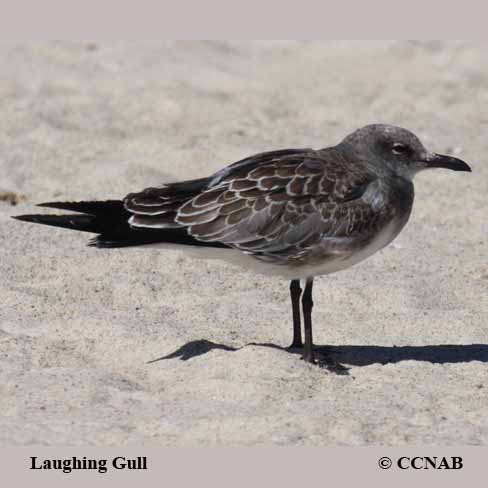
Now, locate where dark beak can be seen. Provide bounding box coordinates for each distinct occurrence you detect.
[425,153,472,172]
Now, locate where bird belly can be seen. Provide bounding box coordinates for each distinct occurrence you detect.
[310,216,407,277]
[144,215,406,280]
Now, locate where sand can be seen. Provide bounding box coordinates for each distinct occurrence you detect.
[1,41,487,446]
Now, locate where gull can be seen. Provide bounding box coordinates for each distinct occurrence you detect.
[14,124,472,364]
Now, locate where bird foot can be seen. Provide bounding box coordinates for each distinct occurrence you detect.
[316,352,350,375]
[301,351,316,364]
[299,348,350,375]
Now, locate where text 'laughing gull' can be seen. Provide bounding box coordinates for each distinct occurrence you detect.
[14,124,472,364]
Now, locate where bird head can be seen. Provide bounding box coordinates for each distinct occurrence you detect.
[340,124,471,180]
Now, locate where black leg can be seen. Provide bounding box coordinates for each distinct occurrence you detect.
[302,277,315,363]
[289,280,303,348]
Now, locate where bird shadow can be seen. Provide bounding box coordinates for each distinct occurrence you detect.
[148,340,238,363]
[148,339,488,375]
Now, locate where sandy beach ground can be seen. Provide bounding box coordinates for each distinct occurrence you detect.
[1,41,487,446]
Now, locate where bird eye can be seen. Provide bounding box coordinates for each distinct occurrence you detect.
[392,143,408,155]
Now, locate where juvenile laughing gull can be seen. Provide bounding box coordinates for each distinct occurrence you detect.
[14,124,471,364]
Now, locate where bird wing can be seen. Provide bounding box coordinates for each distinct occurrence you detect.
[123,148,311,229]
[126,147,380,263]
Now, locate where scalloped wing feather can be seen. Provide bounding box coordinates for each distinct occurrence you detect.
[124,147,382,265]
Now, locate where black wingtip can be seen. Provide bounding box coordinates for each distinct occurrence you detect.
[36,201,92,212]
[36,200,126,214]
[11,213,97,233]
[12,214,39,223]
[36,202,57,208]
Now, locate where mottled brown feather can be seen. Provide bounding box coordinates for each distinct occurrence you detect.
[124,146,388,265]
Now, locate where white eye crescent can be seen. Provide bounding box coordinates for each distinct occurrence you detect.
[392,143,408,155]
